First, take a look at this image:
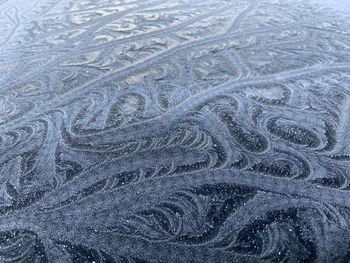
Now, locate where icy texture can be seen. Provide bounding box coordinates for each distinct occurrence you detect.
[1,0,350,262]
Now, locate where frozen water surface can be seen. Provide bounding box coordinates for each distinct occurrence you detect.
[1,0,350,262]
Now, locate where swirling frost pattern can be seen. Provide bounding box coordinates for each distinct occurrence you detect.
[1,0,350,262]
